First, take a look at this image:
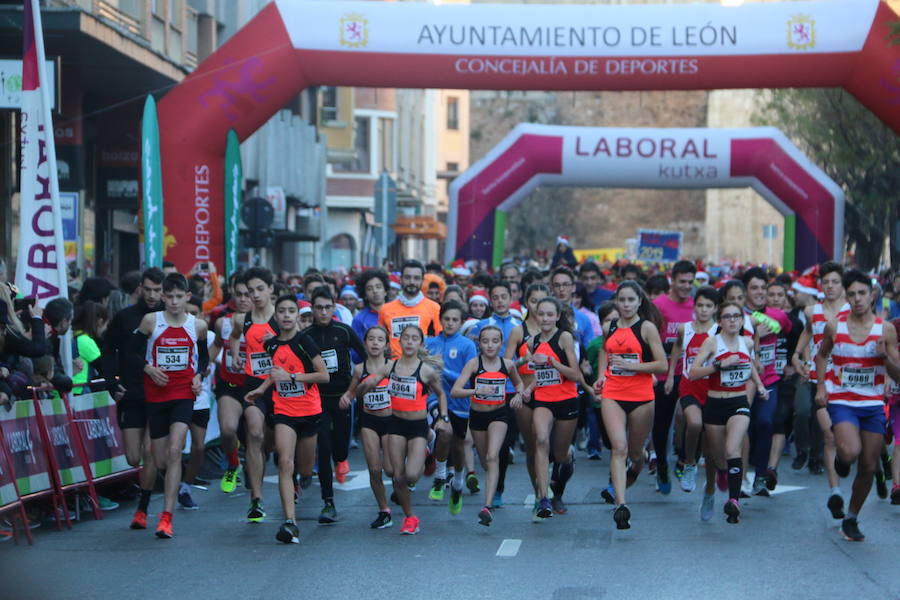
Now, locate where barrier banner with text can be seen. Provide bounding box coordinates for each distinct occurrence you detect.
[0,401,52,496]
[38,395,86,486]
[70,392,130,479]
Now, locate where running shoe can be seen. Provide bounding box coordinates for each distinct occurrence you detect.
[478,507,493,527]
[370,511,393,529]
[407,482,416,492]
[334,460,350,484]
[834,456,851,478]
[890,484,900,505]
[0,529,11,543]
[674,462,685,481]
[808,458,824,475]
[178,487,199,511]
[536,497,552,519]
[700,493,715,522]
[191,476,211,487]
[424,450,436,476]
[276,520,300,544]
[428,478,446,501]
[752,475,769,496]
[400,515,420,535]
[587,448,602,461]
[613,504,631,530]
[875,468,888,499]
[155,511,173,539]
[647,452,657,476]
[680,464,697,493]
[716,470,728,492]
[491,492,504,508]
[449,486,463,515]
[740,476,753,498]
[656,468,671,495]
[220,468,239,493]
[299,475,312,490]
[600,483,615,505]
[98,496,119,511]
[765,467,778,491]
[724,499,741,524]
[531,501,541,523]
[318,501,337,524]
[882,454,893,481]
[130,509,148,530]
[827,493,845,520]
[840,517,864,542]
[791,451,808,471]
[625,466,640,488]
[550,496,568,515]
[247,498,265,523]
[466,472,480,495]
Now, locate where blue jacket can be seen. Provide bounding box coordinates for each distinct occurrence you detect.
[571,306,595,348]
[350,306,380,363]
[426,331,478,417]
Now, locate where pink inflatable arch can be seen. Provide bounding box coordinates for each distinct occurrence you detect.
[446,124,844,270]
[156,0,899,270]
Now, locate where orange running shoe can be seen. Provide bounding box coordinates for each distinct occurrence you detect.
[155,511,173,539]
[400,515,420,535]
[130,509,147,530]
[335,460,350,484]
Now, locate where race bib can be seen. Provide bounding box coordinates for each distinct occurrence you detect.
[721,363,751,388]
[840,366,875,388]
[759,344,775,366]
[389,374,417,401]
[321,349,339,373]
[225,350,246,373]
[610,353,639,377]
[157,346,189,371]
[774,349,788,375]
[364,385,391,411]
[534,365,562,387]
[391,316,420,339]
[275,379,306,398]
[249,351,273,376]
[474,377,505,403]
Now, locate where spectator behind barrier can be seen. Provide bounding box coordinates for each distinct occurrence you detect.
[43,297,74,394]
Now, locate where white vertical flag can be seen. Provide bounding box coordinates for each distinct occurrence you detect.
[16,0,71,375]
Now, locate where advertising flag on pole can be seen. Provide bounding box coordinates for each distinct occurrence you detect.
[224,129,242,276]
[141,95,164,268]
[16,0,72,375]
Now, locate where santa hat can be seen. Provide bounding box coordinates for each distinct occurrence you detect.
[557,236,571,248]
[452,266,472,277]
[389,274,402,290]
[792,274,819,297]
[695,271,710,283]
[468,291,489,305]
[297,300,312,315]
[340,285,359,300]
[509,307,524,321]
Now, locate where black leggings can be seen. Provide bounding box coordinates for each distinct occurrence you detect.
[496,407,519,494]
[317,396,352,501]
[652,378,679,474]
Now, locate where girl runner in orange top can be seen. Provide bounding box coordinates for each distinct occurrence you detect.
[504,283,549,501]
[357,325,449,535]
[452,325,524,526]
[523,296,581,522]
[343,325,395,529]
[246,295,329,544]
[594,281,667,530]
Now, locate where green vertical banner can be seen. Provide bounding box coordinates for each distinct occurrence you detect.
[783,214,796,272]
[141,95,164,268]
[492,209,507,270]
[224,129,242,276]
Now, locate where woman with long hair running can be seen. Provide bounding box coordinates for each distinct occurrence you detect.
[451,325,524,526]
[357,325,449,535]
[504,284,549,503]
[594,281,667,530]
[688,301,767,524]
[342,325,394,529]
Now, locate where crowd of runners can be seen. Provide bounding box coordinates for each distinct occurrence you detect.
[92,248,900,544]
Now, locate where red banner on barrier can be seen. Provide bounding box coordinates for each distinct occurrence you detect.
[37,395,86,487]
[0,401,53,497]
[70,392,130,479]
[0,432,17,510]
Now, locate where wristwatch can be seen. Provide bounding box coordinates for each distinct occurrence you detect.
[290,373,297,383]
[439,414,450,423]
[713,360,722,371]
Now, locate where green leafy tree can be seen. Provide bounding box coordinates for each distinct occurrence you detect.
[755,89,900,270]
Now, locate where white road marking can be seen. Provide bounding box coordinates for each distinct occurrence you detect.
[767,485,806,496]
[496,539,522,557]
[523,493,535,506]
[263,471,390,492]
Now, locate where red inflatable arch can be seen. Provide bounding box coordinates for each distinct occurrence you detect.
[157,0,900,269]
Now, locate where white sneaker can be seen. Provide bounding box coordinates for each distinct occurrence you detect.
[681,464,697,493]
